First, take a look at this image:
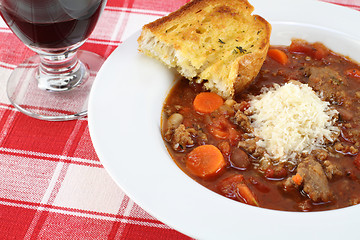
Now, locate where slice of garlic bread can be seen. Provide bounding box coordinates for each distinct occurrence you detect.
[138,0,271,98]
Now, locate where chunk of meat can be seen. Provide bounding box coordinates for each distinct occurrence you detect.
[171,124,194,151]
[334,141,359,155]
[238,138,265,159]
[165,116,208,151]
[296,156,332,202]
[311,149,328,162]
[323,160,343,179]
[238,138,257,154]
[233,110,253,133]
[305,66,347,105]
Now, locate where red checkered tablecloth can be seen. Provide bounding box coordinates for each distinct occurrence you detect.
[0,0,358,239]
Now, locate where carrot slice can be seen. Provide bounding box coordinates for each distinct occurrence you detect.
[186,145,226,178]
[218,174,259,206]
[292,173,303,186]
[193,92,224,114]
[236,183,259,206]
[209,127,228,139]
[268,49,288,65]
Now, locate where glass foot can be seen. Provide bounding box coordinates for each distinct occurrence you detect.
[7,50,104,121]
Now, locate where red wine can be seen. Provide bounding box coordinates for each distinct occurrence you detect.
[0,0,106,49]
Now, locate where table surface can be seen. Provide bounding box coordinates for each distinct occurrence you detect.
[0,0,359,239]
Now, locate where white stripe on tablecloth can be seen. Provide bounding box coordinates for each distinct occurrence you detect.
[0,199,171,228]
[105,6,168,16]
[0,147,101,166]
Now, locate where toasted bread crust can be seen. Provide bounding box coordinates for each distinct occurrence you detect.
[144,0,254,31]
[138,0,271,98]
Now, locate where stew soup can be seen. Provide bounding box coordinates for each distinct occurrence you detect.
[161,39,360,211]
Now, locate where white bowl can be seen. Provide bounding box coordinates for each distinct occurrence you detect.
[88,1,360,239]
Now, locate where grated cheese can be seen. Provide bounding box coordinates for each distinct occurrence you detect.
[248,82,339,162]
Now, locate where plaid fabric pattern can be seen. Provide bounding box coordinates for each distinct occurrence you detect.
[0,0,358,239]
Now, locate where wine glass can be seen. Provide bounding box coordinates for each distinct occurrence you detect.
[0,0,107,120]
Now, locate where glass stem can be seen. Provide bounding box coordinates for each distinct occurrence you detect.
[36,49,87,92]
